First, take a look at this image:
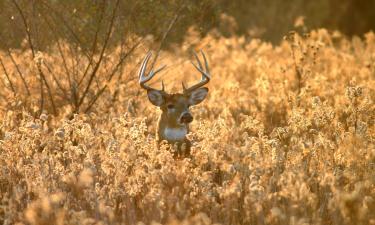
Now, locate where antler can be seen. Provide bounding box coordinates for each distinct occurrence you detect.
[139,51,166,92]
[183,50,211,94]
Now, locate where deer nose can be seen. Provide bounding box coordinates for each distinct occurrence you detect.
[180,113,193,124]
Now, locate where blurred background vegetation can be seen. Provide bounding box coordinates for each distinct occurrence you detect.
[0,0,374,50]
[0,0,374,115]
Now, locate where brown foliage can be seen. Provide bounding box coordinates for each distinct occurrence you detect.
[0,29,374,224]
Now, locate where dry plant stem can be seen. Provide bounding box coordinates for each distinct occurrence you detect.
[12,0,47,114]
[108,40,143,81]
[70,44,81,107]
[117,36,128,76]
[20,0,57,115]
[12,0,35,56]
[40,0,122,113]
[77,0,107,87]
[288,33,303,95]
[31,0,40,49]
[41,1,91,60]
[112,36,139,86]
[43,61,69,101]
[76,0,120,113]
[40,12,73,91]
[38,75,45,115]
[7,49,30,96]
[139,3,184,89]
[37,65,57,115]
[40,0,90,106]
[291,45,302,94]
[84,38,142,113]
[151,2,185,69]
[89,0,106,56]
[351,97,359,133]
[0,56,16,95]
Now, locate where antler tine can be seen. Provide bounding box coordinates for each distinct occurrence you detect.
[181,81,187,91]
[193,51,203,70]
[183,51,211,94]
[201,50,210,74]
[161,80,165,91]
[138,51,166,92]
[139,52,151,81]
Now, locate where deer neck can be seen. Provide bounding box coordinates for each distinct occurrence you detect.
[158,113,188,143]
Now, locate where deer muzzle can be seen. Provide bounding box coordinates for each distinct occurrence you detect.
[180,112,193,124]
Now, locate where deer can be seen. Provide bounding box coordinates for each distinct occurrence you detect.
[138,51,211,156]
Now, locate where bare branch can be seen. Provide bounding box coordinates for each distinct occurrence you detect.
[43,61,69,101]
[39,11,72,90]
[151,2,185,69]
[12,0,49,114]
[7,49,30,96]
[78,0,107,87]
[0,56,16,95]
[12,0,35,58]
[84,39,142,113]
[40,0,91,60]
[76,0,120,112]
[36,63,57,115]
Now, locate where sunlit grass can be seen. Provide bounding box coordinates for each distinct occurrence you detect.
[0,29,374,225]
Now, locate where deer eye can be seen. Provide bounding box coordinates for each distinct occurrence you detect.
[167,104,175,109]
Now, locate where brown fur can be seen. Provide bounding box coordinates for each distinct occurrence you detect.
[156,93,192,157]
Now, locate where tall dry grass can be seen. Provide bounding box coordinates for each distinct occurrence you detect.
[0,29,374,225]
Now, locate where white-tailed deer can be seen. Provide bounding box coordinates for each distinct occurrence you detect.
[139,51,210,156]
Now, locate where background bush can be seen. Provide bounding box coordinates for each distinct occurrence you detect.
[0,0,374,49]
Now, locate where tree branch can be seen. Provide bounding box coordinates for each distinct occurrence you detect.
[7,48,31,96]
[76,0,120,112]
[0,56,16,95]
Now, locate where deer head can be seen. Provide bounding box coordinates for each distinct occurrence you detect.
[139,51,210,143]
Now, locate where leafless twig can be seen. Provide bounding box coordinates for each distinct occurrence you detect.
[151,2,185,69]
[76,0,120,112]
[13,0,61,115]
[7,49,30,96]
[0,56,16,95]
[84,39,142,113]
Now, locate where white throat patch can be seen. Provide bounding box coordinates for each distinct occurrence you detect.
[164,127,187,141]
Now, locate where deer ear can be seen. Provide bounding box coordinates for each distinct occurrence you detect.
[188,87,208,105]
[147,90,164,106]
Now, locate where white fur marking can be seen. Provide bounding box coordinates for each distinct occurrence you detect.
[164,127,187,141]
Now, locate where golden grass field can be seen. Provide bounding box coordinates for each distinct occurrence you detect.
[0,29,374,225]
